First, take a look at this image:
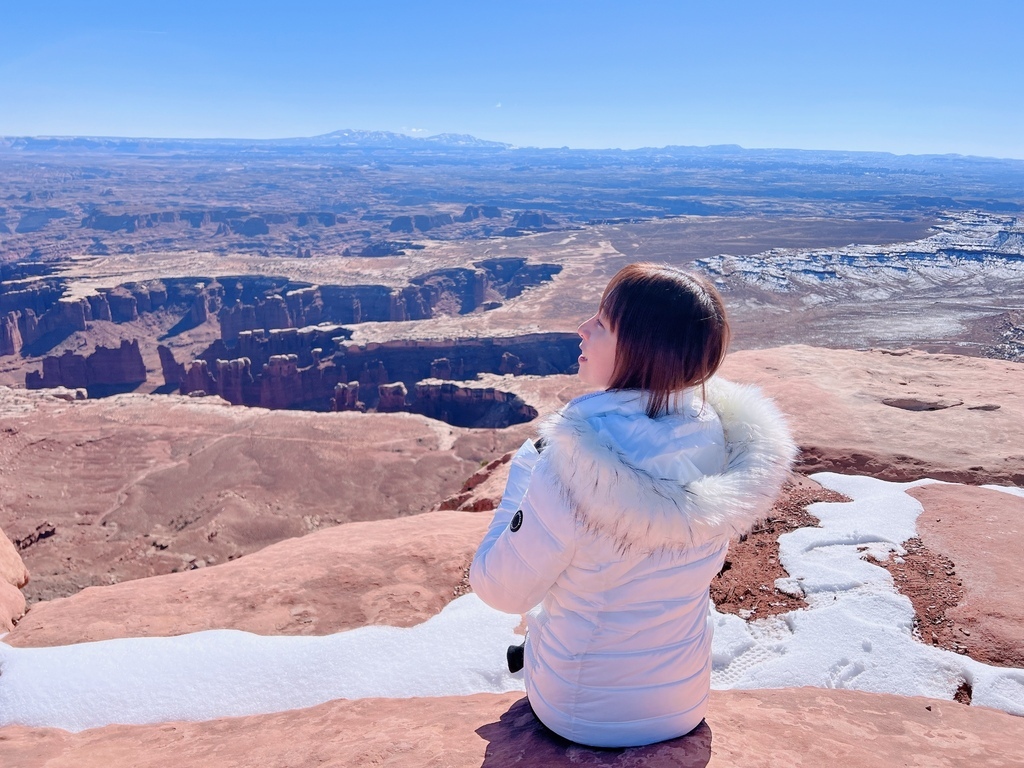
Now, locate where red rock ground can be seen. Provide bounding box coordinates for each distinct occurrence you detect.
[721,346,1024,486]
[0,689,1019,768]
[3,510,486,647]
[0,389,498,604]
[904,484,1024,669]
[709,474,850,620]
[2,347,1023,766]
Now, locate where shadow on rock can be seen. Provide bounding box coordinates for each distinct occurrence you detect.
[158,311,202,340]
[476,697,712,767]
[20,325,76,357]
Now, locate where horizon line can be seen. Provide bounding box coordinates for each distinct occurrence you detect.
[2,129,1023,163]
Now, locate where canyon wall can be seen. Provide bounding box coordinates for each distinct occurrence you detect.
[216,258,561,340]
[25,339,147,394]
[0,258,560,357]
[0,278,222,356]
[169,332,577,426]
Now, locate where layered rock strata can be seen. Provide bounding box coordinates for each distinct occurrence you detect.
[172,333,577,423]
[0,259,559,363]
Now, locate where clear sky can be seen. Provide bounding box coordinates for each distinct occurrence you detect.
[1,1,1022,158]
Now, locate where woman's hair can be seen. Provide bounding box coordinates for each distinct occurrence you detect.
[600,263,730,418]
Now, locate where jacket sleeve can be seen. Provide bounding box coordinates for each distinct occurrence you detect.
[470,441,576,615]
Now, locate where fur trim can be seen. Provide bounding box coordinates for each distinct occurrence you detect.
[538,378,798,553]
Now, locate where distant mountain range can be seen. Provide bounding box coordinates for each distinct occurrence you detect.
[279,130,513,149]
[0,130,513,153]
[1,130,1022,198]
[3,129,1024,169]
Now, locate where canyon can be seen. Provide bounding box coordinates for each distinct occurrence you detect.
[1,258,572,425]
[1,132,1023,765]
[1,345,1022,766]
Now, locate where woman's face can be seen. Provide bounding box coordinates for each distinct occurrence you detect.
[577,311,618,388]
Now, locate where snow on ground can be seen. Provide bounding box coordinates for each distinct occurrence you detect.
[0,473,1022,732]
[693,212,1024,296]
[0,594,524,732]
[710,473,1024,716]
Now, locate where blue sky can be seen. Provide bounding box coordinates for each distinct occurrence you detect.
[1,1,1021,157]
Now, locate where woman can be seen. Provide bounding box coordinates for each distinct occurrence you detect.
[470,263,796,747]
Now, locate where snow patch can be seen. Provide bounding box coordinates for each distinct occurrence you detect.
[0,593,524,732]
[2,474,1023,732]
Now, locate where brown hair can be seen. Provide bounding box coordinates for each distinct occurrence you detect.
[600,263,730,418]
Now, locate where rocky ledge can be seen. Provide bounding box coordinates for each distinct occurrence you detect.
[1,345,1021,766]
[0,689,1020,767]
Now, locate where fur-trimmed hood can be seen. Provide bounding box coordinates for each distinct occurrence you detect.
[537,378,798,553]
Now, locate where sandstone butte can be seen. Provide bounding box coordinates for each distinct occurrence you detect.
[1,345,1023,765]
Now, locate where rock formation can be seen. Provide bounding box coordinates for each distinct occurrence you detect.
[216,357,256,405]
[357,360,390,402]
[181,359,217,396]
[9,298,90,352]
[512,210,557,230]
[177,332,577,418]
[411,381,537,428]
[178,352,341,409]
[260,354,304,409]
[0,523,29,632]
[211,259,558,339]
[25,340,147,393]
[430,357,464,379]
[179,334,557,424]
[0,277,222,361]
[39,386,88,402]
[0,528,30,593]
[0,260,560,372]
[331,381,362,411]
[87,292,112,321]
[78,209,345,237]
[103,287,139,322]
[499,351,524,375]
[454,205,502,223]
[337,334,580,396]
[219,295,294,340]
[376,381,408,411]
[0,311,23,355]
[157,345,186,386]
[389,213,455,233]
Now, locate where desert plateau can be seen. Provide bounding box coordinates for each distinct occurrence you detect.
[1,132,1023,767]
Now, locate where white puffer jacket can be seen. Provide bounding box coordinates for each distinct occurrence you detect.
[470,379,796,748]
